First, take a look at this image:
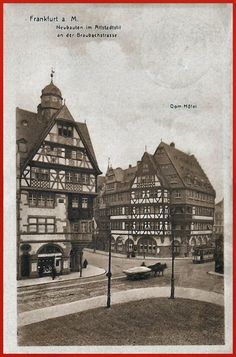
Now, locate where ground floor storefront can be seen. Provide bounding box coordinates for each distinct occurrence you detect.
[93,233,214,258]
[18,241,87,279]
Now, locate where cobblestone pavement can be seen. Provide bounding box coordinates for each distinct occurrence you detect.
[18,252,223,313]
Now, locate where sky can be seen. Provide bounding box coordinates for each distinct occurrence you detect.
[5,3,232,201]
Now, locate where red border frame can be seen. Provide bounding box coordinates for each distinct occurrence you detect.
[1,0,234,356]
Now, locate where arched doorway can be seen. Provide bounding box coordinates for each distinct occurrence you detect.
[21,253,30,278]
[70,248,83,272]
[137,237,157,256]
[125,238,134,255]
[37,244,63,276]
[202,236,207,245]
[110,236,116,252]
[173,240,180,256]
[116,236,124,253]
[20,243,31,278]
[190,237,197,253]
[196,237,202,246]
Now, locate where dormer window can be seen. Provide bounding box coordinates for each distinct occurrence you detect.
[58,124,73,138]
[21,120,28,127]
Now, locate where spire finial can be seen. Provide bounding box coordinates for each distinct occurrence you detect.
[51,68,55,83]
[108,157,111,169]
[145,145,147,152]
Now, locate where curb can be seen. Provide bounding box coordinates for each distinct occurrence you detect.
[18,287,224,327]
[207,271,224,278]
[84,248,192,261]
[17,266,106,289]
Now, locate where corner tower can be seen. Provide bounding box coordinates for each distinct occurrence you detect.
[37,70,63,121]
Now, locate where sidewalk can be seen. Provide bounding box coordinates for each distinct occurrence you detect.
[17,265,106,288]
[208,271,224,278]
[85,248,192,260]
[18,286,224,327]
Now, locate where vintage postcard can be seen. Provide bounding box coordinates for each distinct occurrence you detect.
[4,3,232,354]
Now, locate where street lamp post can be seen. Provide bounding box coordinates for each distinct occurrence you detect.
[93,229,96,253]
[127,222,130,258]
[106,217,112,308]
[170,207,175,299]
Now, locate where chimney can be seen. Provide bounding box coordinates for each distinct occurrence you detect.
[170,142,175,147]
[129,164,132,168]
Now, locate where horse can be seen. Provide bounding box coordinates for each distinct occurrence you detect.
[148,263,167,277]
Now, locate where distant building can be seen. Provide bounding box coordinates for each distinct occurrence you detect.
[16,73,101,279]
[214,199,224,274]
[214,199,224,236]
[95,142,215,257]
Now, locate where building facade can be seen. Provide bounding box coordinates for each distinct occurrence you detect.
[213,199,224,274]
[95,142,215,257]
[16,74,101,279]
[213,199,224,236]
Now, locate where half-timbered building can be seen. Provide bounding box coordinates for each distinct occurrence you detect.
[16,74,101,279]
[95,142,215,257]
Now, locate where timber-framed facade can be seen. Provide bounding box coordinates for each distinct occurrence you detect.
[16,74,101,279]
[94,142,215,257]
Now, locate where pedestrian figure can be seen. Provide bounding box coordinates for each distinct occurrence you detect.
[51,265,57,280]
[83,259,88,269]
[38,265,44,278]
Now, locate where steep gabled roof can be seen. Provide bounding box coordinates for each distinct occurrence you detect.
[55,104,74,122]
[155,141,215,195]
[97,175,105,189]
[17,105,101,175]
[76,122,100,172]
[16,107,50,169]
[143,152,169,188]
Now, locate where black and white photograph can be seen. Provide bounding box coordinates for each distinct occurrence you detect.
[4,3,232,354]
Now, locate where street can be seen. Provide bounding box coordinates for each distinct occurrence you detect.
[18,250,224,313]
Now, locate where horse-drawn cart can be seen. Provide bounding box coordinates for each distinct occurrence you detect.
[123,263,167,280]
[123,266,152,280]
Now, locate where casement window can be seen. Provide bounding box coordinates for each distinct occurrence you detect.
[72,197,79,208]
[28,192,37,207]
[82,198,88,209]
[65,149,81,160]
[74,173,81,183]
[72,223,80,232]
[82,173,90,185]
[28,217,55,233]
[28,192,55,208]
[65,172,73,183]
[58,124,73,138]
[31,167,50,181]
[107,183,115,191]
[125,222,131,230]
[80,221,92,233]
[46,146,64,157]
[144,221,151,229]
[144,206,151,214]
[46,195,54,207]
[164,222,169,230]
[38,193,46,207]
[65,172,81,184]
